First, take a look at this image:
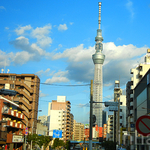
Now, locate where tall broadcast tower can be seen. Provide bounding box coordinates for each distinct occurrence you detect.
[92,2,105,127]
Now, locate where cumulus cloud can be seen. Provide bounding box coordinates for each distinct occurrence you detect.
[58,24,68,31]
[48,42,148,86]
[9,36,46,56]
[0,50,13,68]
[31,24,52,47]
[45,70,69,83]
[50,44,94,62]
[15,25,32,35]
[36,68,51,77]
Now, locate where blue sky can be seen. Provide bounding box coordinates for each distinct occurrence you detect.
[0,0,150,124]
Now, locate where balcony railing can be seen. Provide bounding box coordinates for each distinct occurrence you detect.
[2,108,24,120]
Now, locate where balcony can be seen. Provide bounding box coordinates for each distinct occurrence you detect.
[130,94,133,99]
[19,98,32,110]
[15,80,33,93]
[138,71,143,78]
[130,101,133,106]
[6,120,24,129]
[130,69,134,74]
[131,77,133,81]
[15,89,33,102]
[131,85,134,90]
[2,108,24,120]
[130,110,134,115]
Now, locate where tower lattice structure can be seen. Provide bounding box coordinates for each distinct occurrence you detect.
[92,2,105,127]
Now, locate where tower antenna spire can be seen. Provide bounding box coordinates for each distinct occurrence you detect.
[98,2,102,29]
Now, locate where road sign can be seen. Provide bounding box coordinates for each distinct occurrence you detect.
[136,115,150,136]
[53,130,62,138]
[131,123,135,128]
[104,102,118,107]
[25,127,28,135]
[109,106,118,111]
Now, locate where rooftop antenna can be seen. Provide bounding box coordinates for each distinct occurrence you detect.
[1,69,4,73]
[98,2,102,29]
[7,69,10,73]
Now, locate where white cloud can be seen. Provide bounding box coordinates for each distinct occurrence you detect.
[5,27,9,30]
[45,70,69,83]
[13,51,34,65]
[126,0,135,18]
[50,44,94,62]
[0,50,13,68]
[117,37,122,41]
[15,25,32,35]
[58,24,68,31]
[70,22,74,25]
[36,68,51,77]
[9,36,46,57]
[39,90,49,97]
[0,6,6,10]
[31,24,52,47]
[104,83,113,87]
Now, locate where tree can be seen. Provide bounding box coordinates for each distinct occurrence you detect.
[27,134,38,147]
[52,138,65,149]
[65,140,70,150]
[27,134,52,150]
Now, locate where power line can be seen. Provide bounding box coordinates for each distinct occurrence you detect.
[24,79,90,87]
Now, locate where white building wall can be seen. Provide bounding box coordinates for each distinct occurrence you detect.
[48,110,63,136]
[120,95,126,127]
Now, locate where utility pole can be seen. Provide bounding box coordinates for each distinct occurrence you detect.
[89,80,93,150]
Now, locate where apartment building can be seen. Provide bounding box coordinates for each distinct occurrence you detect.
[0,95,25,150]
[106,115,113,141]
[36,119,48,136]
[113,80,122,142]
[102,124,107,140]
[116,95,126,145]
[134,69,150,149]
[0,73,40,134]
[48,96,73,142]
[126,49,150,150]
[73,120,84,141]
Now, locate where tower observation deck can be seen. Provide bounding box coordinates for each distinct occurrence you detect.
[92,2,105,127]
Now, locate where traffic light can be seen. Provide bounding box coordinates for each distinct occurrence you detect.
[93,115,96,127]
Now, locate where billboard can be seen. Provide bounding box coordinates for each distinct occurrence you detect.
[53,130,62,138]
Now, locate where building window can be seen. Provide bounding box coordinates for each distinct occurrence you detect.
[10,76,16,80]
[10,84,15,89]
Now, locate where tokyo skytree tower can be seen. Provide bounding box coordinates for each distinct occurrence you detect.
[92,2,105,127]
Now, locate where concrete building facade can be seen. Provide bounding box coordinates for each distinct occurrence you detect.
[106,115,113,141]
[0,73,40,134]
[0,96,25,150]
[73,120,84,141]
[113,80,122,143]
[126,49,150,150]
[48,96,73,142]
